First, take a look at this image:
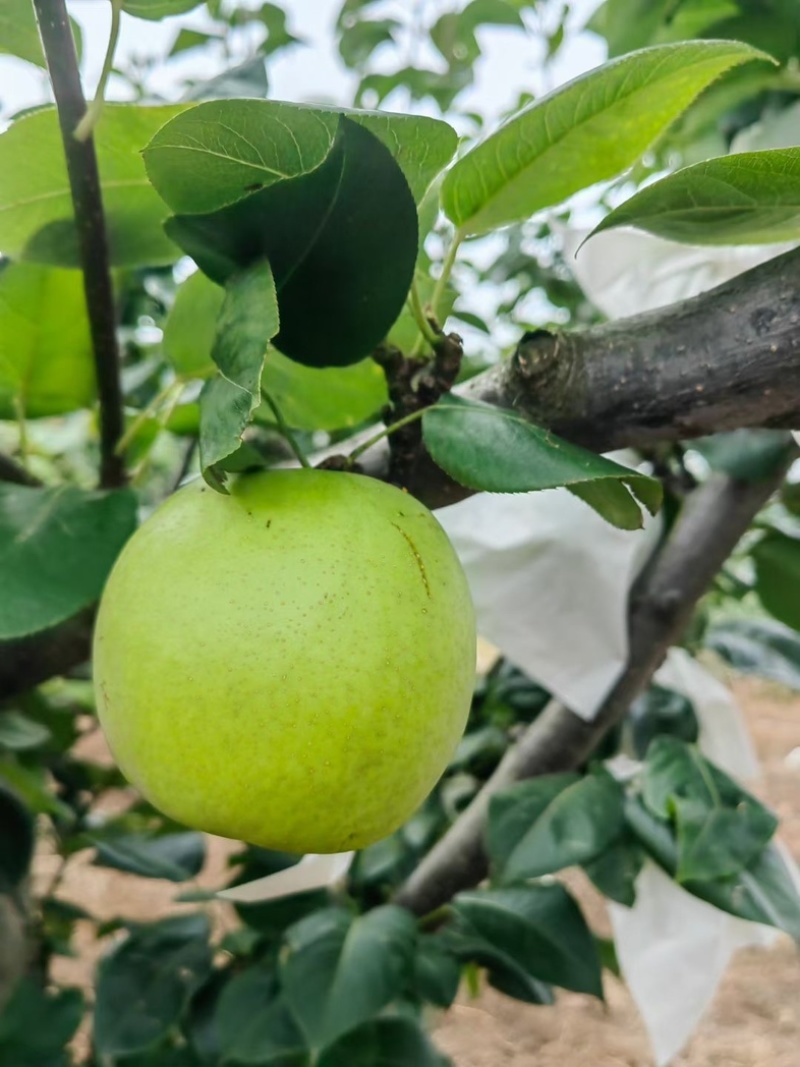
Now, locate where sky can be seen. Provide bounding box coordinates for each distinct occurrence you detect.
[1,0,605,126]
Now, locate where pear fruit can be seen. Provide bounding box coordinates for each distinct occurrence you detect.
[93,470,476,853]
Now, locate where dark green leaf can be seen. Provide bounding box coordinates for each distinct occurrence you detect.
[0,979,82,1065]
[94,914,213,1058]
[583,831,645,907]
[281,905,417,1050]
[0,781,34,891]
[410,936,461,1008]
[92,831,206,882]
[166,118,417,368]
[643,737,777,881]
[567,479,648,531]
[0,710,51,752]
[199,260,279,488]
[0,0,47,66]
[441,41,769,235]
[422,395,661,525]
[0,105,187,267]
[0,262,95,418]
[590,149,800,246]
[629,684,699,759]
[440,924,553,1005]
[452,885,603,997]
[753,530,800,630]
[0,761,73,821]
[215,967,307,1066]
[316,1017,445,1067]
[0,485,137,639]
[689,430,794,482]
[488,770,625,882]
[626,797,800,938]
[705,616,800,690]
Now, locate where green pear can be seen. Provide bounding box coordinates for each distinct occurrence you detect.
[93,470,476,853]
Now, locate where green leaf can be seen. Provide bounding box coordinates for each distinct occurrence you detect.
[753,530,800,631]
[144,100,338,215]
[705,617,800,691]
[339,18,399,70]
[0,711,51,752]
[215,967,307,1066]
[0,262,95,418]
[643,738,777,882]
[0,980,83,1066]
[281,905,417,1050]
[439,924,553,1005]
[163,271,388,428]
[92,831,206,882]
[410,936,462,1009]
[0,760,73,822]
[626,797,800,938]
[0,485,137,640]
[452,885,603,997]
[488,771,625,883]
[589,149,800,246]
[317,1018,446,1067]
[422,395,661,526]
[0,104,188,268]
[122,0,203,17]
[583,832,645,907]
[161,270,222,379]
[441,41,771,236]
[165,117,418,368]
[0,0,45,66]
[691,429,795,482]
[567,480,651,532]
[199,259,279,489]
[145,98,456,212]
[259,350,387,431]
[629,684,699,759]
[0,781,34,891]
[94,914,213,1058]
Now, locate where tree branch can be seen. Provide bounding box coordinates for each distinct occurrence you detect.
[0,609,95,702]
[356,247,800,506]
[33,0,126,490]
[0,454,41,487]
[394,454,793,915]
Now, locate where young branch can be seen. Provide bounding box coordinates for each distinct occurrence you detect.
[33,0,126,489]
[394,454,794,915]
[0,454,41,487]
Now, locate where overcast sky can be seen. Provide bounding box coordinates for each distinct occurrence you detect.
[1,0,605,124]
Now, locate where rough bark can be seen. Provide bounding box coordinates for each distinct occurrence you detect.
[394,457,792,915]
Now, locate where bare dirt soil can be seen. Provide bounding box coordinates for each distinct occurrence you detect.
[43,676,800,1066]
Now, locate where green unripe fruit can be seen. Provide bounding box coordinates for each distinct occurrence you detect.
[93,470,476,853]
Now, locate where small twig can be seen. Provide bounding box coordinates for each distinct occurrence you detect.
[261,391,311,469]
[409,279,440,348]
[74,0,123,142]
[0,452,41,487]
[171,438,198,493]
[346,408,427,465]
[431,229,463,320]
[33,0,127,490]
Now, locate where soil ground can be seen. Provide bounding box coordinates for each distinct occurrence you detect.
[40,676,800,1067]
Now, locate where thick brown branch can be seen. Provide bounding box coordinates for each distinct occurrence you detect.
[356,247,800,507]
[33,0,126,489]
[394,456,792,915]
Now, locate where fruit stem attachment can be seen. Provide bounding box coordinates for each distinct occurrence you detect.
[409,279,440,348]
[261,390,312,469]
[74,0,123,142]
[346,408,427,465]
